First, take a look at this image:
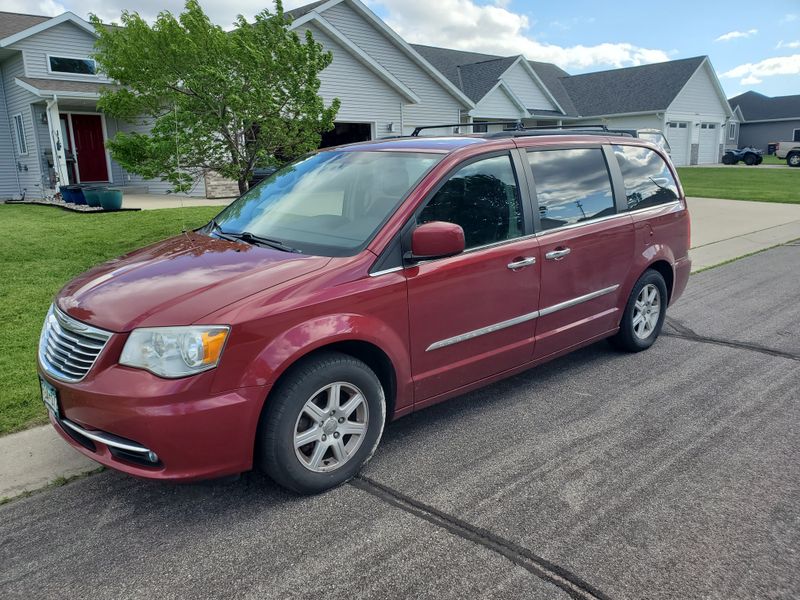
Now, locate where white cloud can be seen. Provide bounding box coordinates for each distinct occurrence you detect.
[721,54,800,85]
[776,40,800,49]
[782,13,798,23]
[369,0,670,69]
[714,29,758,42]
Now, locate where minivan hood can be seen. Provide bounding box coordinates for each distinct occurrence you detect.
[57,232,331,332]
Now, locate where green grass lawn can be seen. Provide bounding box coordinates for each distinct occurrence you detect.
[676,167,799,203]
[0,204,220,435]
[761,154,785,166]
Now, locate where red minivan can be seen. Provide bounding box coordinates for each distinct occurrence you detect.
[38,131,691,494]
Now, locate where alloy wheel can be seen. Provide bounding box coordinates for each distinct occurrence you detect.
[632,283,661,340]
[293,382,369,473]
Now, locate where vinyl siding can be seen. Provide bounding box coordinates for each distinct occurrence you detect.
[578,115,663,130]
[298,23,403,136]
[111,115,206,196]
[739,120,800,152]
[472,86,525,120]
[320,3,463,133]
[500,61,556,112]
[0,62,20,198]
[667,63,727,120]
[1,55,45,198]
[11,22,112,84]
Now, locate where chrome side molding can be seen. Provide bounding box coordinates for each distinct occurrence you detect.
[426,284,619,351]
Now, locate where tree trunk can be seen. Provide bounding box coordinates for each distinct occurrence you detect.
[238,177,249,195]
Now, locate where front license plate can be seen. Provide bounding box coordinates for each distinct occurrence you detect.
[40,377,60,418]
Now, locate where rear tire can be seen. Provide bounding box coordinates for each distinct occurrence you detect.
[788,152,800,168]
[721,153,734,165]
[256,352,386,494]
[609,269,668,353]
[743,153,756,166]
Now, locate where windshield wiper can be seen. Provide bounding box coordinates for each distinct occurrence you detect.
[225,230,301,253]
[208,220,301,253]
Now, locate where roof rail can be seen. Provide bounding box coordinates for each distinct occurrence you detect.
[487,125,636,139]
[410,122,524,136]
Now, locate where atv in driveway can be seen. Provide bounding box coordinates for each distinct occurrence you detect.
[722,147,764,166]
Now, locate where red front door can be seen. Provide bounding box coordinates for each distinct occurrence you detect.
[69,114,109,182]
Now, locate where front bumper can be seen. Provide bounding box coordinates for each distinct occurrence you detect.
[40,365,269,482]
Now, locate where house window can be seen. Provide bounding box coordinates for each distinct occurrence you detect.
[503,122,520,131]
[472,121,488,133]
[12,113,27,155]
[48,55,97,75]
[728,122,737,141]
[794,128,800,142]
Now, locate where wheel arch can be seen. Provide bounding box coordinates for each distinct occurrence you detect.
[646,259,675,301]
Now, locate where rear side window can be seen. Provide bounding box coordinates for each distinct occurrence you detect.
[418,154,523,249]
[527,148,615,231]
[613,145,679,210]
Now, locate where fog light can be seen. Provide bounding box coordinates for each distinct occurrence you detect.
[147,451,159,463]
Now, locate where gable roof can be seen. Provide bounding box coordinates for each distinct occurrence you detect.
[457,56,518,102]
[527,60,577,116]
[289,0,474,108]
[0,11,97,47]
[559,56,706,117]
[0,11,49,40]
[728,91,800,122]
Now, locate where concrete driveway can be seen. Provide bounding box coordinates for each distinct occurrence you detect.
[1,243,798,599]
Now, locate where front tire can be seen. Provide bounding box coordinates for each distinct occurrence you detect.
[257,352,386,494]
[788,152,800,168]
[743,153,757,166]
[609,270,668,352]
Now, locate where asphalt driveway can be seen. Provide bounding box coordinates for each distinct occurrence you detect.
[1,244,798,600]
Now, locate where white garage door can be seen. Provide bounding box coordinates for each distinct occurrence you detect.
[698,122,719,164]
[666,122,689,165]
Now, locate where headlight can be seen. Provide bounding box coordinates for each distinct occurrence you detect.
[120,326,230,378]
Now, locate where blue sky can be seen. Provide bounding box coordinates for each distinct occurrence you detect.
[11,0,800,98]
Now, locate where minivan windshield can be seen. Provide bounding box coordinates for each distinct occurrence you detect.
[211,151,443,256]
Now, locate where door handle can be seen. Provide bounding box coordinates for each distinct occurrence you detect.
[507,257,537,270]
[545,247,571,260]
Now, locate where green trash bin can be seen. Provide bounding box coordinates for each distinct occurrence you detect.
[99,188,123,211]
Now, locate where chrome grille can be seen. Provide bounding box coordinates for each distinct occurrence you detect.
[38,305,112,382]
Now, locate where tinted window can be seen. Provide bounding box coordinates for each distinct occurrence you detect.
[49,56,96,75]
[527,148,615,230]
[214,151,441,256]
[419,154,523,249]
[613,145,679,210]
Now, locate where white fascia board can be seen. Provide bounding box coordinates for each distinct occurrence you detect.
[298,14,421,104]
[342,0,476,109]
[0,12,97,48]
[497,81,529,115]
[502,55,565,115]
[287,0,346,28]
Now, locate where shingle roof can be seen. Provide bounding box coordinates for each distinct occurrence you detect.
[559,56,706,117]
[457,57,518,102]
[17,76,116,96]
[0,11,50,40]
[728,91,800,121]
[286,0,330,19]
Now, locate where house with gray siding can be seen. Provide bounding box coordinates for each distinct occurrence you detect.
[415,45,733,166]
[728,91,800,152]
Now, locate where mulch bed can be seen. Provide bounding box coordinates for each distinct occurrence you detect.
[4,198,140,213]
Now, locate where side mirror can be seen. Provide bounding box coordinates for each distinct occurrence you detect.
[408,221,465,261]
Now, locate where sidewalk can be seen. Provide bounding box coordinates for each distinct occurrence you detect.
[2,196,799,501]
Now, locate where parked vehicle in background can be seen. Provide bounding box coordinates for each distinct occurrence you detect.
[775,141,800,167]
[722,147,764,166]
[38,128,691,495]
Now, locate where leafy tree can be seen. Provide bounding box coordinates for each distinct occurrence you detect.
[91,0,340,194]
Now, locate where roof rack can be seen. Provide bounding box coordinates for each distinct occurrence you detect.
[410,122,523,136]
[410,122,636,138]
